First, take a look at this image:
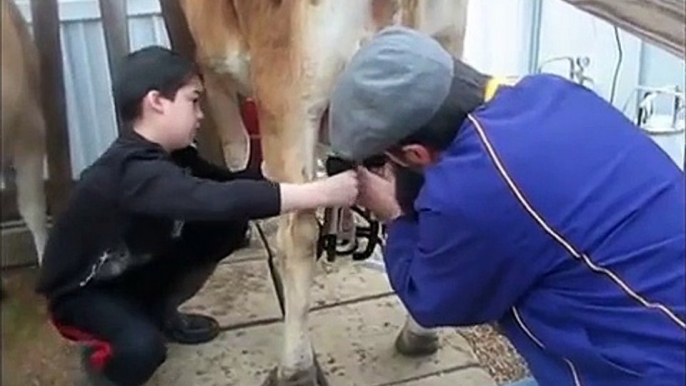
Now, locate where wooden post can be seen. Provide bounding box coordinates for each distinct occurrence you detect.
[98,0,130,132]
[158,0,226,165]
[30,0,73,217]
[559,0,685,58]
[158,0,196,60]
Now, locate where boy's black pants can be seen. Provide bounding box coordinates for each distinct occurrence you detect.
[48,220,249,386]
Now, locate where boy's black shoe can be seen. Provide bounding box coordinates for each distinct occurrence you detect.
[163,312,220,345]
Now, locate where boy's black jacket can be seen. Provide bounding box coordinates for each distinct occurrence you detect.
[35,132,280,301]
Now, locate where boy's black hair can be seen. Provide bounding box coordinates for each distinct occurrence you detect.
[112,45,201,125]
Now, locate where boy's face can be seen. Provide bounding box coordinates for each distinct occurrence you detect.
[157,76,205,150]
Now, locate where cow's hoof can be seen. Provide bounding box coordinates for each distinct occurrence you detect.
[394,327,439,357]
[261,367,319,386]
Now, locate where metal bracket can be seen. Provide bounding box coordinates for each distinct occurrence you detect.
[536,55,595,87]
[316,156,386,263]
[316,206,383,262]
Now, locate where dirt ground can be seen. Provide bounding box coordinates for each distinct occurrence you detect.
[457,325,531,384]
[1,267,82,386]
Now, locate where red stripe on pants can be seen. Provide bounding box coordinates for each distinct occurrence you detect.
[50,318,113,371]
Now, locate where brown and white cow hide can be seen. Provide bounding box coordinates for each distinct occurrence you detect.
[1,0,49,265]
[174,1,469,384]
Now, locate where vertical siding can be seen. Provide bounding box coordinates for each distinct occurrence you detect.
[463,0,537,77]
[8,0,685,178]
[13,0,169,178]
[59,19,118,176]
[128,14,170,51]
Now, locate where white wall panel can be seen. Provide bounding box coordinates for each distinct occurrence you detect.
[537,0,644,111]
[463,0,536,77]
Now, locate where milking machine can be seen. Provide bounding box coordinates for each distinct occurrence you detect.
[317,155,387,262]
[241,95,386,270]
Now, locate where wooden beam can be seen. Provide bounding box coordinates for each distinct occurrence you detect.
[98,0,130,132]
[158,0,226,165]
[2,223,41,268]
[558,0,685,58]
[30,0,73,218]
[2,180,75,223]
[158,0,197,61]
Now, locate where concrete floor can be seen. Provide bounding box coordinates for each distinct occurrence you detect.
[145,223,498,386]
[2,221,528,386]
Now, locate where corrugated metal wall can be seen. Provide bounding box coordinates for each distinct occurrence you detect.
[14,0,170,178]
[11,0,685,177]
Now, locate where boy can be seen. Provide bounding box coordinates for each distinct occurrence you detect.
[36,46,358,386]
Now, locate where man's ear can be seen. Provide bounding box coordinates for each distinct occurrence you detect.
[400,144,436,167]
[143,90,166,115]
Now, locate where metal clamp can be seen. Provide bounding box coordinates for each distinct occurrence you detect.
[316,156,385,262]
[536,56,594,88]
[317,205,383,262]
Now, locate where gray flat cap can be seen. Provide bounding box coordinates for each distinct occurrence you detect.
[328,26,455,162]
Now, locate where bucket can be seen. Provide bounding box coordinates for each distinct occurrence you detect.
[640,114,685,170]
[634,87,685,170]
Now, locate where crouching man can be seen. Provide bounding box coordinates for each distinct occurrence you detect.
[327,26,685,386]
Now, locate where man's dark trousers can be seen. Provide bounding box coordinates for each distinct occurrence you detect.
[49,220,249,386]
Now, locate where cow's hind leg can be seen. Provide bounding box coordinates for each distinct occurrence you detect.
[262,211,320,386]
[259,104,323,386]
[13,110,48,264]
[279,210,320,385]
[395,314,439,356]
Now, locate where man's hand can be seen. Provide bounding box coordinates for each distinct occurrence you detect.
[357,167,402,222]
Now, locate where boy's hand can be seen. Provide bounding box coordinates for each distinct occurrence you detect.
[319,170,359,207]
[278,170,358,213]
[357,167,402,222]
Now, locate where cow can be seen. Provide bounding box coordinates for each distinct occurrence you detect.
[172,1,469,384]
[1,0,49,265]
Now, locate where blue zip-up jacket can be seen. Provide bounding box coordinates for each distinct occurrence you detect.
[384,74,685,386]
